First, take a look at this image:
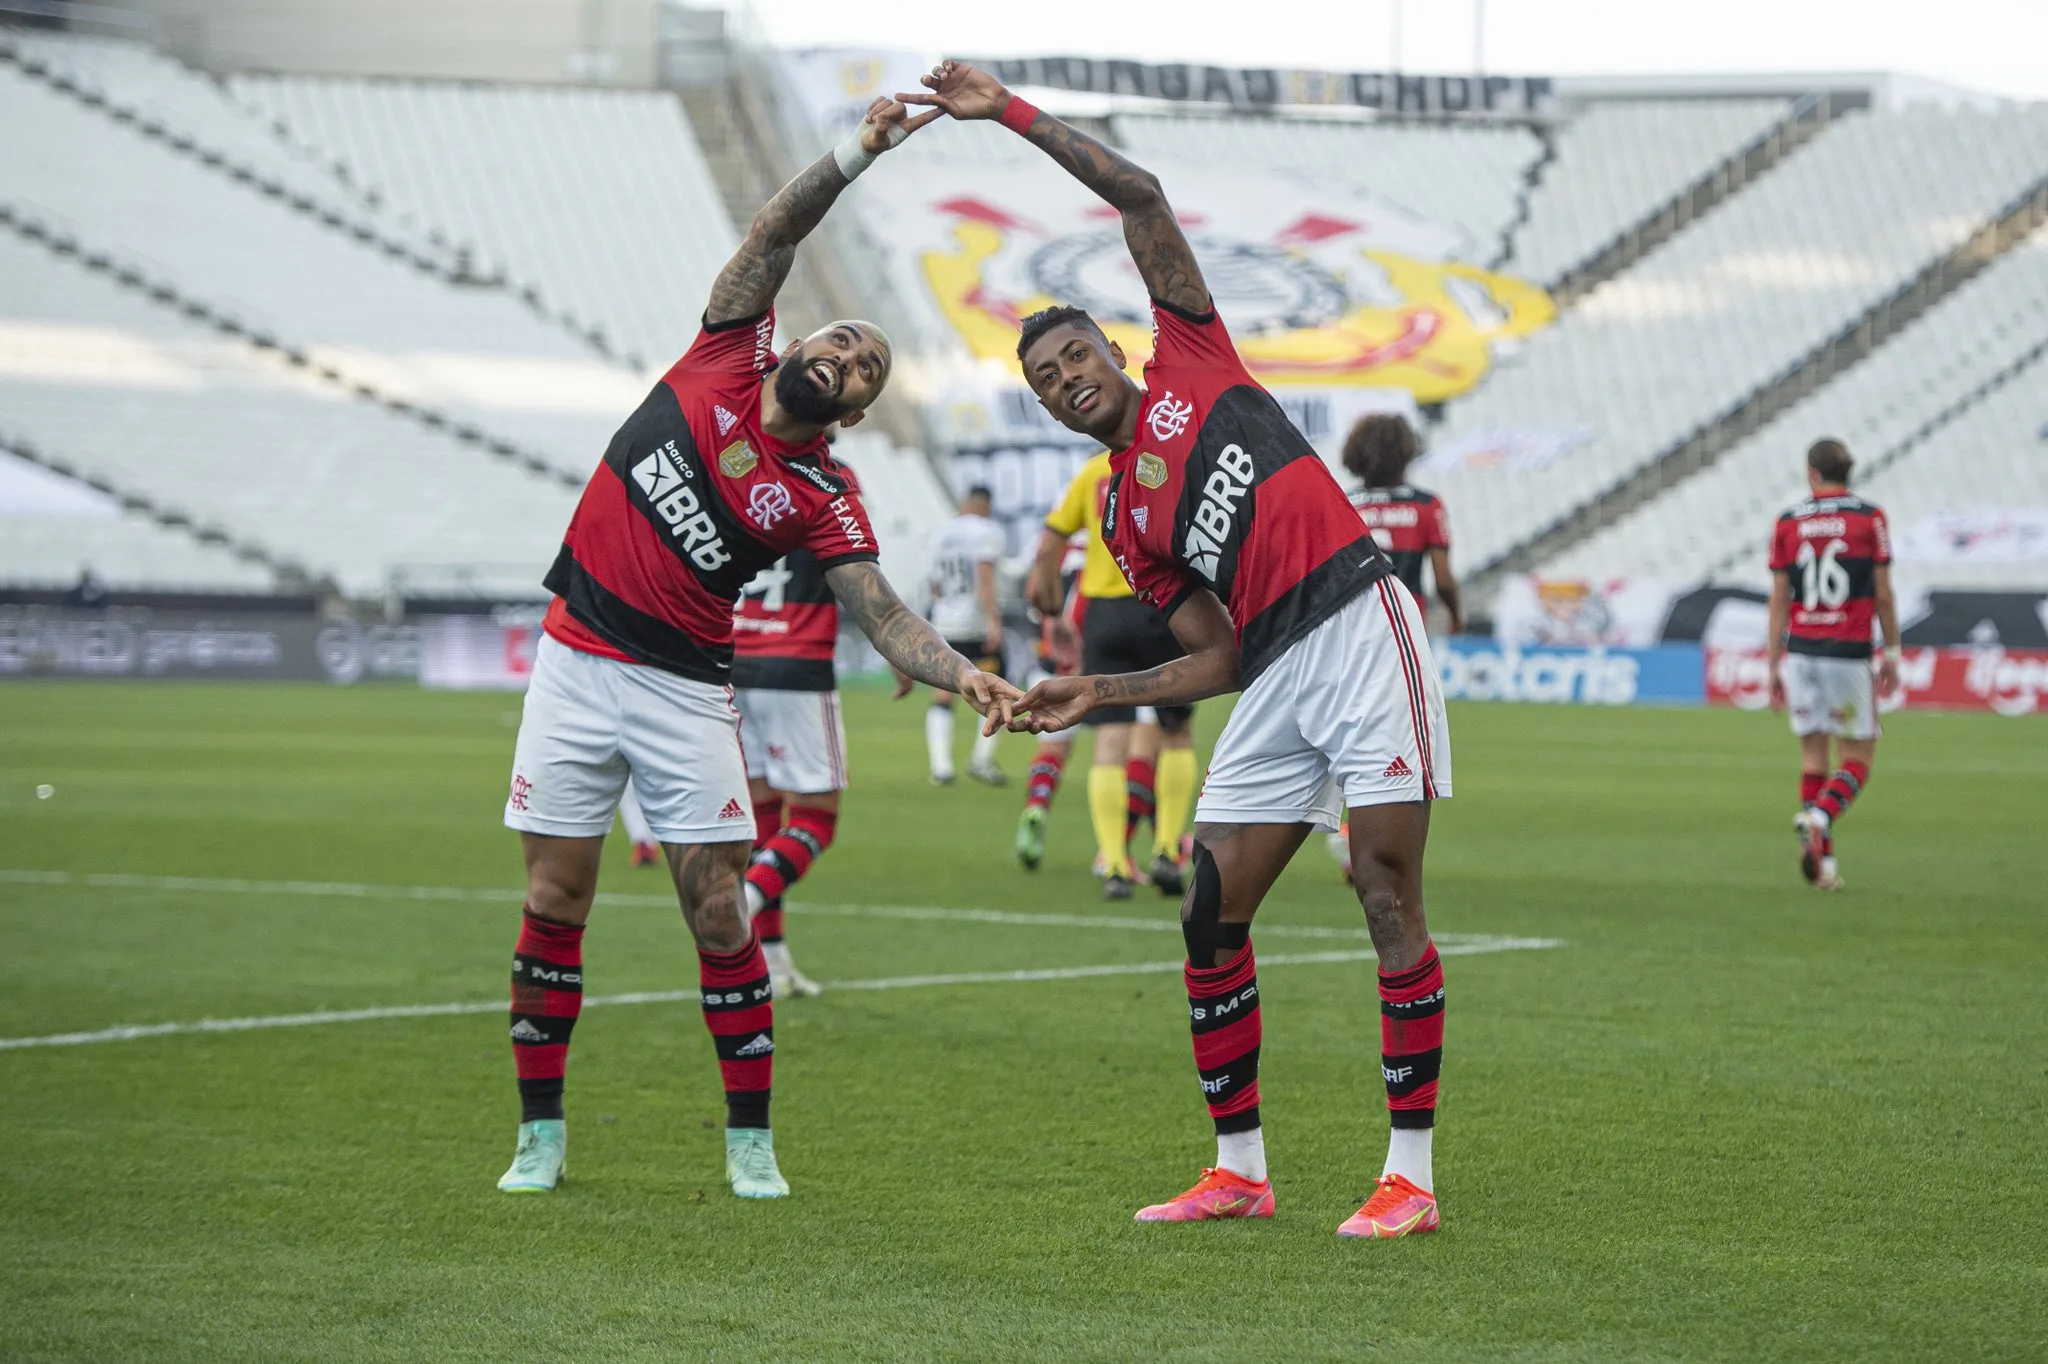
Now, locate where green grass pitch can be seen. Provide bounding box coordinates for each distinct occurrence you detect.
[2,682,2044,1361]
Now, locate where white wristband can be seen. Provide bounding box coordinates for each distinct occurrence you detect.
[832,118,906,181]
[1884,645,1902,664]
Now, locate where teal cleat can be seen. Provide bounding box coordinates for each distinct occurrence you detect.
[1015,805,1047,870]
[725,1127,790,1199]
[497,1119,566,1193]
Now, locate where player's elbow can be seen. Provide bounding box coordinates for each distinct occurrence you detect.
[1117,171,1168,213]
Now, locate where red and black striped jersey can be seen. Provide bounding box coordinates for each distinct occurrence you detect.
[541,309,878,683]
[1101,301,1391,682]
[1768,492,1891,659]
[1349,484,1450,605]
[732,547,838,691]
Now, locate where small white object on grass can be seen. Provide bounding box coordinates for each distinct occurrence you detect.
[36,784,54,799]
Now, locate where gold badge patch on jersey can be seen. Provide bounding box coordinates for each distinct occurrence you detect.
[1134,452,1168,489]
[719,440,759,478]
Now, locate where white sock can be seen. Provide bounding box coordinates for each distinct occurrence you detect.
[1216,1127,1267,1183]
[1382,1126,1433,1191]
[617,779,654,844]
[970,727,1000,767]
[762,939,794,974]
[926,705,955,777]
[742,880,765,915]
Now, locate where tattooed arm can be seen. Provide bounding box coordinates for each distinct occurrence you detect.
[825,561,1023,724]
[704,97,936,326]
[901,62,1211,316]
[1014,589,1238,732]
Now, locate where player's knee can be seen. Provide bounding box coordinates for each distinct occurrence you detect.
[1180,841,1247,967]
[1156,707,1191,737]
[1351,859,1419,936]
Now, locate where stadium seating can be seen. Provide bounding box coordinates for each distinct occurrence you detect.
[0,508,275,592]
[0,61,630,474]
[1508,98,1793,284]
[0,30,457,272]
[1113,112,1542,260]
[1423,103,2048,573]
[1545,225,2048,588]
[0,230,580,596]
[229,76,737,368]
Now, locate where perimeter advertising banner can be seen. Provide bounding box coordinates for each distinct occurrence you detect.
[0,607,417,682]
[1436,638,1706,707]
[1706,647,2048,717]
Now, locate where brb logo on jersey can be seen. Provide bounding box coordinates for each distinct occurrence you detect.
[1146,391,1194,442]
[633,442,732,572]
[747,481,794,530]
[1183,443,1254,583]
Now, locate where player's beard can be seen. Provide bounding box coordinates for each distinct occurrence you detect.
[773,355,847,427]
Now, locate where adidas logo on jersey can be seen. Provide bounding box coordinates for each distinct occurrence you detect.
[1383,755,1413,779]
[508,1019,548,1043]
[1132,505,1150,534]
[714,404,739,436]
[718,798,749,820]
[734,1033,775,1058]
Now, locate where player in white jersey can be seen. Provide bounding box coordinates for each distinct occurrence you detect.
[915,486,1011,785]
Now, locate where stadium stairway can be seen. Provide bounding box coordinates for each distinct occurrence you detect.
[1510,93,1839,306]
[0,203,582,492]
[1485,128,1559,272]
[1467,171,2048,599]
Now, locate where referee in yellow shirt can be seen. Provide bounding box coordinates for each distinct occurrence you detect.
[1024,451,1198,899]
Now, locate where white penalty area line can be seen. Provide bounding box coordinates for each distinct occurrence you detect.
[0,940,1561,1053]
[0,868,1550,948]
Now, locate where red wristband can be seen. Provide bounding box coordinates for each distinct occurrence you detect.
[998,95,1039,134]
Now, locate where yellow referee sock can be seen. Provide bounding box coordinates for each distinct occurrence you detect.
[1087,764,1132,878]
[1154,746,1196,858]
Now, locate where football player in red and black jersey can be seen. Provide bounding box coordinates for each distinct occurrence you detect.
[1343,414,1464,633]
[732,545,847,1000]
[906,63,1452,1239]
[495,95,1020,1202]
[1767,439,1900,891]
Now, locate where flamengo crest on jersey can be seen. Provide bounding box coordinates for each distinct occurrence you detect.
[541,307,879,683]
[1102,301,1391,683]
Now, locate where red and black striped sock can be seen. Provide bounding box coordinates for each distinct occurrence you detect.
[1187,942,1261,1135]
[1025,747,1066,811]
[510,909,583,1123]
[1125,757,1156,842]
[1800,771,1826,806]
[699,936,773,1129]
[1379,942,1444,1130]
[744,804,836,905]
[1813,761,1869,824]
[751,795,785,848]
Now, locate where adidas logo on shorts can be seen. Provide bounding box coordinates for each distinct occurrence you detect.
[1383,755,1414,779]
[735,1033,774,1057]
[718,798,748,820]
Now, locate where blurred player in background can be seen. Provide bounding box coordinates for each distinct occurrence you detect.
[733,547,847,999]
[1027,451,1198,898]
[909,62,1451,1239]
[1330,414,1463,876]
[1013,534,1086,869]
[618,777,661,866]
[1768,438,1900,891]
[496,96,1017,1203]
[918,485,1009,785]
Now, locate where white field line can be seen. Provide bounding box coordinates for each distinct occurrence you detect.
[0,868,1547,946]
[0,941,1562,1052]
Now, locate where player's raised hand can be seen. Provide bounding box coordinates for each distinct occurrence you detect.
[898,61,1011,121]
[860,95,942,153]
[1011,675,1098,733]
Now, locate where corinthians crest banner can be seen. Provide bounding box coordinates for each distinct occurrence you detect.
[851,125,1556,456]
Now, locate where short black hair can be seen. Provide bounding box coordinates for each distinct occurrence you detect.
[1016,305,1099,362]
[1342,413,1419,488]
[964,485,994,502]
[1808,438,1854,485]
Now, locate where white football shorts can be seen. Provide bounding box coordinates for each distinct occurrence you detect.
[1197,577,1452,831]
[504,634,754,844]
[1782,653,1881,740]
[735,687,848,794]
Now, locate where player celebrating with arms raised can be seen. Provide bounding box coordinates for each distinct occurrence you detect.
[1768,438,1900,890]
[496,95,1018,1202]
[905,63,1452,1239]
